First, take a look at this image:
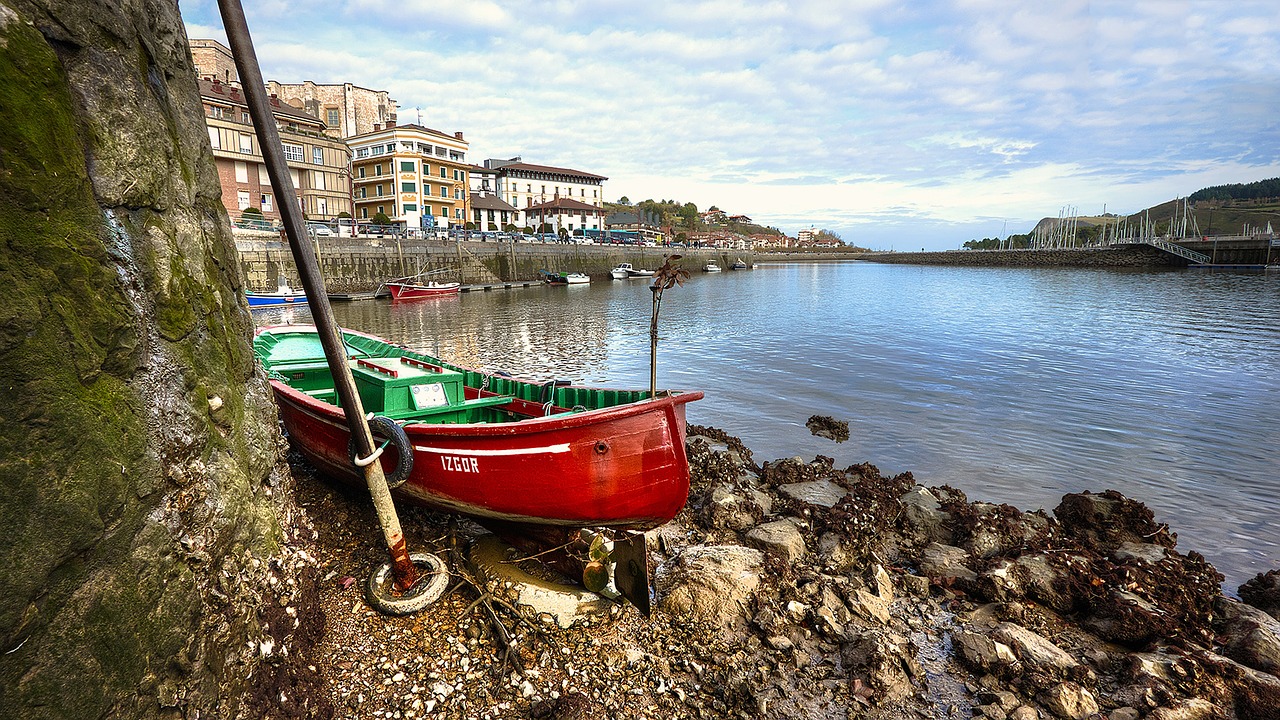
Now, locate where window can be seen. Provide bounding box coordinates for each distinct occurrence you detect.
[261,194,273,212]
[403,203,417,212]
[236,191,250,209]
[400,161,414,172]
[359,187,367,199]
[239,133,253,154]
[440,186,448,197]
[375,164,383,176]
[259,165,270,184]
[455,208,462,219]
[385,143,395,153]
[317,198,328,215]
[440,167,446,178]
[313,147,324,164]
[377,205,385,215]
[454,189,461,199]
[313,171,326,191]
[209,106,225,119]
[282,143,303,162]
[370,145,385,156]
[207,127,220,149]
[242,113,250,123]
[356,147,370,158]
[361,208,368,219]
[401,182,416,193]
[423,205,432,216]
[376,185,384,197]
[234,161,248,183]
[326,107,340,128]
[358,166,366,178]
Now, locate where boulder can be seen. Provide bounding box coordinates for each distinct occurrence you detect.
[898,487,953,544]
[1218,598,1280,675]
[1114,541,1169,564]
[1038,682,1099,719]
[657,545,764,627]
[954,631,1018,673]
[705,485,761,531]
[840,630,922,700]
[1240,569,1280,620]
[777,479,849,508]
[1147,698,1223,720]
[745,518,807,564]
[919,543,977,583]
[992,623,1079,676]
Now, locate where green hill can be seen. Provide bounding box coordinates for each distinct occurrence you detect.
[1031,178,1280,239]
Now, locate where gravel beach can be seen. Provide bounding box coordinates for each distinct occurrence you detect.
[236,424,1280,719]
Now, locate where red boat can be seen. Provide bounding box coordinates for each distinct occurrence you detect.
[253,325,701,530]
[386,281,461,300]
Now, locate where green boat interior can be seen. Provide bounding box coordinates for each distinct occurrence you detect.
[254,329,655,424]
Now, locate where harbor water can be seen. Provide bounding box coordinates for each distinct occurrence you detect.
[255,261,1280,590]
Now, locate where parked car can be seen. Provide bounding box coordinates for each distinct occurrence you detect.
[307,223,333,236]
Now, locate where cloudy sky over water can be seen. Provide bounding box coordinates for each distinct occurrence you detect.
[182,1,1280,250]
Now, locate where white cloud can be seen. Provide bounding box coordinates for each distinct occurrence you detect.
[180,0,1280,249]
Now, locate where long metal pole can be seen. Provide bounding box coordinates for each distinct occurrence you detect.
[217,0,418,589]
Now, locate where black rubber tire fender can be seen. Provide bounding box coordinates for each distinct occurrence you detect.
[347,415,413,489]
[365,551,450,615]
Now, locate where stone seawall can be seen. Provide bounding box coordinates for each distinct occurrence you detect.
[236,233,750,291]
[856,246,1185,268]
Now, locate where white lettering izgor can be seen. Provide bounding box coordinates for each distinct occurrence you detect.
[441,456,480,473]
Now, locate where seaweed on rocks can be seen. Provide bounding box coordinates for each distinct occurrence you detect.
[805,415,850,443]
[1239,570,1280,619]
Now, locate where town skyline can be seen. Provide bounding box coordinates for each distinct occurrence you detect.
[180,0,1280,251]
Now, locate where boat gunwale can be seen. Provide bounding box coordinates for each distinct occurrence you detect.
[255,324,703,437]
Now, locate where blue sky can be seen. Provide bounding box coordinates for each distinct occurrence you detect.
[181,1,1280,250]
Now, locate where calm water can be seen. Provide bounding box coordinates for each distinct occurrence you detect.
[255,262,1280,590]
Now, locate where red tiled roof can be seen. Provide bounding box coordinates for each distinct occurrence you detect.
[497,162,606,182]
[525,197,604,212]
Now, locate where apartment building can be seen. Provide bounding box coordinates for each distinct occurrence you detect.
[264,80,397,139]
[190,38,239,86]
[198,77,352,224]
[484,158,607,231]
[348,123,470,231]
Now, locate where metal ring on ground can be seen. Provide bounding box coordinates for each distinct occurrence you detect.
[365,551,450,615]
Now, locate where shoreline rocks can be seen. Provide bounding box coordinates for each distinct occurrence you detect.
[245,425,1280,719]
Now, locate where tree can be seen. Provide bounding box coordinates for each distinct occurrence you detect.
[678,202,699,228]
[372,211,391,225]
[618,196,631,205]
[337,211,352,219]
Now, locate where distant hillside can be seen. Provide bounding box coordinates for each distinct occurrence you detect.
[1030,177,1280,238]
[604,198,785,237]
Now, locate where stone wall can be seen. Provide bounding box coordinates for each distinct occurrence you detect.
[1,3,287,718]
[856,246,1185,267]
[236,234,748,290]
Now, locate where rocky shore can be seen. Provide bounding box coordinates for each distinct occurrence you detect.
[239,424,1280,720]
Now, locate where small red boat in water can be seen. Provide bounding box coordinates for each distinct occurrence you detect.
[386,281,461,300]
[254,325,701,530]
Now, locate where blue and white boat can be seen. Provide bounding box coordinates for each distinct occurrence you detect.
[246,282,308,308]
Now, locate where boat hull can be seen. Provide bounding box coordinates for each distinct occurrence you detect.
[388,282,461,300]
[258,326,700,530]
[246,291,308,307]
